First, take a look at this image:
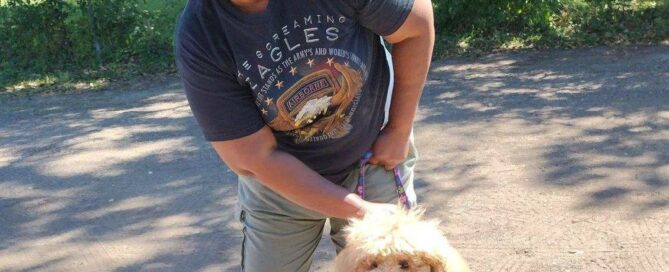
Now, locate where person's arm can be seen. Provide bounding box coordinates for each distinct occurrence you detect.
[368,0,434,169]
[175,3,397,219]
[211,126,391,219]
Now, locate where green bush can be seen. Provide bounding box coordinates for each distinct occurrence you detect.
[0,0,667,94]
[0,0,183,92]
[434,0,559,34]
[0,0,72,72]
[432,0,669,55]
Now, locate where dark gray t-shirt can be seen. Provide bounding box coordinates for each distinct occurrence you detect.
[175,0,413,183]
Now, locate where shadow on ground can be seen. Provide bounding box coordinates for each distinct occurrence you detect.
[0,81,243,271]
[417,45,668,215]
[1,45,668,272]
[412,45,668,271]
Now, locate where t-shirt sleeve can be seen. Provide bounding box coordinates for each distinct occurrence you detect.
[351,0,415,36]
[175,12,265,142]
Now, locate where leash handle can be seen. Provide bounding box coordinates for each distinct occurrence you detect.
[356,151,411,210]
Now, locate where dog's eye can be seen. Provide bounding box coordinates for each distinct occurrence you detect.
[370,261,378,269]
[399,260,410,269]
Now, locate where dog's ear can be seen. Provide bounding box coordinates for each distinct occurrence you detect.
[433,250,472,272]
[418,252,445,272]
[420,247,471,272]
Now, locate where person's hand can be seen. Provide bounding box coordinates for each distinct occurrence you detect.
[369,126,411,170]
[355,200,399,219]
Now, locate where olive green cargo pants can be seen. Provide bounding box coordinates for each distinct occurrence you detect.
[235,142,417,272]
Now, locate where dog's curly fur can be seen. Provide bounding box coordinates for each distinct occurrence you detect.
[333,207,470,272]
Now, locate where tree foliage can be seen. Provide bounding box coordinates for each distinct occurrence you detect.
[432,0,668,55]
[0,0,71,71]
[0,0,179,79]
[0,0,667,92]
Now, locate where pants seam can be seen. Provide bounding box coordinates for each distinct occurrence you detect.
[240,210,247,272]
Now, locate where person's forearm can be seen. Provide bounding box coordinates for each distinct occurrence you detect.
[243,149,366,219]
[386,31,434,134]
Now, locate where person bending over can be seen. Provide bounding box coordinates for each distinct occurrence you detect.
[175,0,434,270]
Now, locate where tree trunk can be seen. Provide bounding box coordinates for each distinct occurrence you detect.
[81,0,102,65]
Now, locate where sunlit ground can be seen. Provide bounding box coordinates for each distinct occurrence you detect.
[0,46,667,271]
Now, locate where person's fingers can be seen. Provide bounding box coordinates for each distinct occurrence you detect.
[380,158,400,169]
[373,159,391,169]
[368,155,402,170]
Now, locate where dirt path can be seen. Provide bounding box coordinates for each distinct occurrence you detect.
[1,46,667,271]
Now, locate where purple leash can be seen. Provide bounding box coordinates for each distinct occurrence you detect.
[356,152,411,210]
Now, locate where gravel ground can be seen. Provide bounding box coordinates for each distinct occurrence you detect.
[1,45,667,271]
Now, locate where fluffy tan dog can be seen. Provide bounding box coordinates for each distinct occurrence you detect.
[333,207,470,272]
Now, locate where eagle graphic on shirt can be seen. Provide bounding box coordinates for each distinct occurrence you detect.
[268,62,363,143]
